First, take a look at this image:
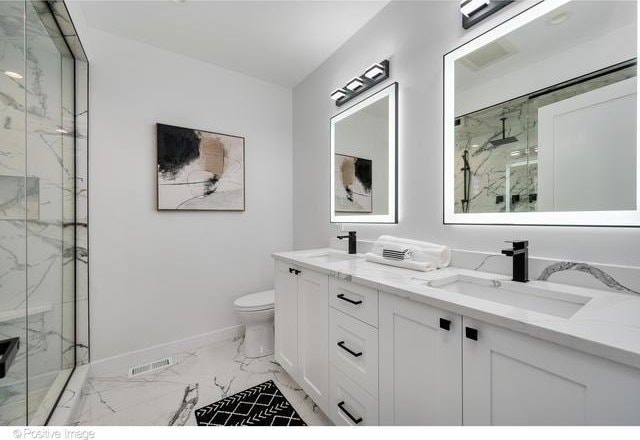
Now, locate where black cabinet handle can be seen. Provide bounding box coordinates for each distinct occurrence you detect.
[465,327,478,341]
[337,401,363,424]
[337,341,363,357]
[337,293,362,305]
[289,267,294,274]
[294,269,301,275]
[439,318,451,331]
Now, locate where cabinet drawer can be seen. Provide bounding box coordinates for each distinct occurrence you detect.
[329,308,378,397]
[329,366,379,426]
[329,278,378,327]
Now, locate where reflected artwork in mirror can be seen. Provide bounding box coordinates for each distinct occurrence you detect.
[331,82,397,223]
[335,153,373,213]
[444,0,639,226]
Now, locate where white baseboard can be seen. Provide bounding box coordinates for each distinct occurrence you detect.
[89,325,244,377]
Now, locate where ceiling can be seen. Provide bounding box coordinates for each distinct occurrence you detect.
[78,0,390,88]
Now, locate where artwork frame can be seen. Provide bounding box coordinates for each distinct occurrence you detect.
[156,123,246,211]
[334,153,373,213]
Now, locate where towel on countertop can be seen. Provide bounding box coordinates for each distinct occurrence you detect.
[365,235,451,272]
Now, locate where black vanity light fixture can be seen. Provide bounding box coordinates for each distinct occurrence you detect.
[461,0,514,29]
[330,60,390,107]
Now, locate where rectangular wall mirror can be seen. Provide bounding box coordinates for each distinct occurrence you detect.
[444,0,639,226]
[331,82,397,223]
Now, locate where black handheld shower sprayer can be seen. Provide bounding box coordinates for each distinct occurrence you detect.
[461,149,471,213]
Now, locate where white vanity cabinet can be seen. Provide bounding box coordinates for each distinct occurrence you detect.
[462,317,640,425]
[274,253,640,426]
[379,293,463,425]
[274,262,299,375]
[274,261,329,413]
[327,278,380,425]
[377,291,640,426]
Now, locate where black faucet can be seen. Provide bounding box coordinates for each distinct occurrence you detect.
[501,240,529,282]
[337,231,357,254]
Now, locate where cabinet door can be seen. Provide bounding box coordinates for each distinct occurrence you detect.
[274,262,299,378]
[463,318,640,425]
[297,268,329,413]
[379,293,462,425]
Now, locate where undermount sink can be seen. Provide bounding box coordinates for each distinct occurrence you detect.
[424,274,591,318]
[304,251,361,263]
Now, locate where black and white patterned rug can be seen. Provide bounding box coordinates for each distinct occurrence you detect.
[194,380,306,426]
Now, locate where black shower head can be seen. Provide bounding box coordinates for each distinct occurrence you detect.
[490,136,519,147]
[490,116,518,147]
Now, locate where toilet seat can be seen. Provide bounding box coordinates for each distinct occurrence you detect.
[234,290,274,312]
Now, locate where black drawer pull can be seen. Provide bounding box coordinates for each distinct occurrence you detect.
[439,318,451,331]
[337,293,362,305]
[295,269,301,275]
[337,341,363,357]
[465,327,478,341]
[289,267,294,274]
[337,401,363,424]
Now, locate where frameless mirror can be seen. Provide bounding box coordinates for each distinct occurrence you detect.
[444,0,639,226]
[331,82,397,223]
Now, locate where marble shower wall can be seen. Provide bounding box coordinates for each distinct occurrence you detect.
[454,63,636,214]
[50,0,90,367]
[0,1,29,424]
[0,0,89,425]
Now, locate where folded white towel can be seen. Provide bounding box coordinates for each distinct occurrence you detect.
[366,235,451,271]
[365,252,439,272]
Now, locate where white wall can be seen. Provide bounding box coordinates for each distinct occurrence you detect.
[292,0,640,267]
[68,6,293,362]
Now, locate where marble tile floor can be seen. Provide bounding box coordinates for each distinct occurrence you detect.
[71,337,332,426]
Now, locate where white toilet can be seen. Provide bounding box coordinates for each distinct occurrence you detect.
[234,290,275,358]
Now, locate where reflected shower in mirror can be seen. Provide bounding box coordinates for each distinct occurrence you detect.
[444,0,639,226]
[331,83,397,223]
[455,61,636,214]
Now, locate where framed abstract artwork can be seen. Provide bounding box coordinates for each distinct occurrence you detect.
[157,123,245,211]
[334,153,372,213]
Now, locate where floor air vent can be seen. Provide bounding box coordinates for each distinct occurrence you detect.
[128,357,173,377]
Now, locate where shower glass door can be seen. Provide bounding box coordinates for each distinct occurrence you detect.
[0,0,28,425]
[0,0,76,425]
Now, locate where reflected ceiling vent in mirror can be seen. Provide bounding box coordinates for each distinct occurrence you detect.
[330,60,390,107]
[459,39,516,71]
[461,0,514,29]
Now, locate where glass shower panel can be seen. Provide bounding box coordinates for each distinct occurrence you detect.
[24,1,74,424]
[0,0,28,426]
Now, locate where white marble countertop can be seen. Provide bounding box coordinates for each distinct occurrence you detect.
[272,248,640,370]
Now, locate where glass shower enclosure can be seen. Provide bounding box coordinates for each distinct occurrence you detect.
[0,0,88,425]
